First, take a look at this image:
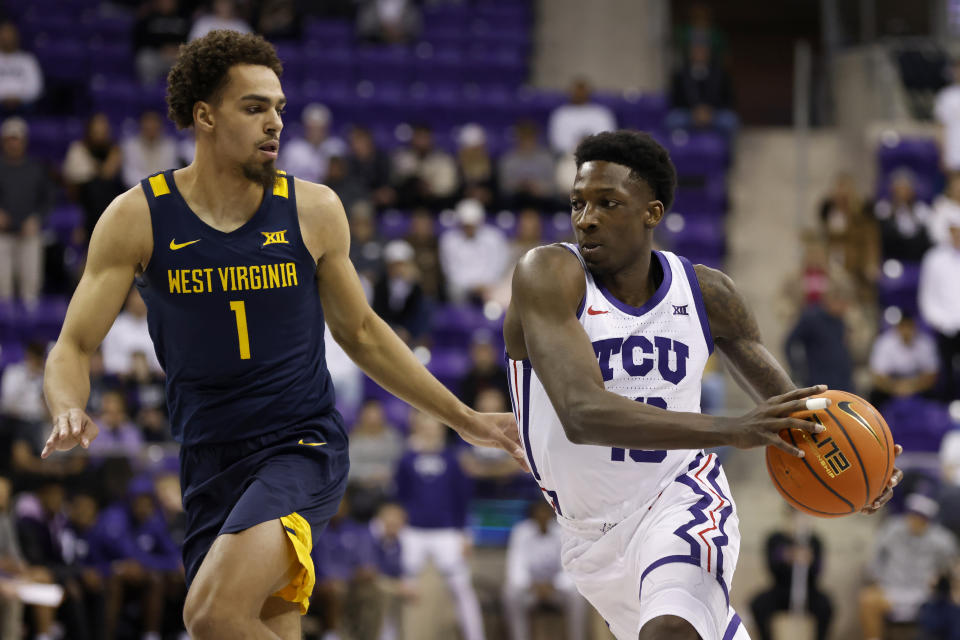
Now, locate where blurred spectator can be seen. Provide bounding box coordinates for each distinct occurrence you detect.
[102,288,162,378]
[673,2,728,63]
[391,124,459,210]
[370,502,410,640]
[749,508,832,640]
[439,199,510,304]
[548,78,616,155]
[394,411,484,640]
[92,476,180,640]
[668,42,736,135]
[456,124,497,207]
[132,0,190,86]
[868,314,939,407]
[348,201,384,298]
[88,390,144,464]
[0,117,53,305]
[405,207,445,302]
[498,120,556,210]
[311,494,379,640]
[873,169,933,262]
[347,126,395,209]
[121,110,178,189]
[326,153,369,214]
[818,172,879,299]
[460,389,521,480]
[917,562,960,640]
[357,0,421,44]
[187,0,252,41]
[859,494,957,635]
[60,491,105,639]
[930,172,960,246]
[325,324,363,424]
[0,21,43,115]
[458,332,509,409]
[347,399,403,520]
[919,214,960,401]
[935,60,960,173]
[253,0,301,41]
[503,500,587,640]
[279,103,343,183]
[490,207,545,308]
[373,239,429,344]
[124,352,168,443]
[785,285,854,392]
[63,113,124,241]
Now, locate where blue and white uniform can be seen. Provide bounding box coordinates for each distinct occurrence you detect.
[507,246,749,640]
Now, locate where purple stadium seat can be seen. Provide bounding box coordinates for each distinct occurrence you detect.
[16,296,68,342]
[303,19,354,46]
[668,132,730,175]
[90,77,141,123]
[875,171,937,204]
[877,261,921,315]
[44,205,83,242]
[32,39,88,83]
[882,397,954,453]
[87,41,134,78]
[381,395,411,432]
[428,348,471,390]
[378,209,411,240]
[356,46,413,85]
[0,341,24,373]
[0,302,16,343]
[431,304,488,348]
[878,137,940,178]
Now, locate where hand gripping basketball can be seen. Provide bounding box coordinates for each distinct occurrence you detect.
[726,385,830,456]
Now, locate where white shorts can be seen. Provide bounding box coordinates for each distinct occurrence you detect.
[559,452,751,640]
[400,527,468,576]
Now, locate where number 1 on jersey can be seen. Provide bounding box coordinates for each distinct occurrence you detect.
[229,300,251,359]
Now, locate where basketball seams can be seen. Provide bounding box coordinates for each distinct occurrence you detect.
[823,406,871,508]
[859,399,894,493]
[765,450,850,517]
[784,429,856,512]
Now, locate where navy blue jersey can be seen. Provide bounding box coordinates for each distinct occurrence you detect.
[137,170,338,445]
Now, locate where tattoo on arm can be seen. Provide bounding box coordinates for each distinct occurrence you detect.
[696,265,797,401]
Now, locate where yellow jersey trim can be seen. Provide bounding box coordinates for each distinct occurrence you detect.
[273,512,315,614]
[273,175,288,199]
[149,174,170,197]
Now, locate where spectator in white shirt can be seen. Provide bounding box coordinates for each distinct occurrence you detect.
[121,110,178,188]
[868,314,939,408]
[502,500,587,640]
[919,213,960,401]
[498,120,557,210]
[101,288,163,377]
[0,341,46,426]
[391,124,459,210]
[935,60,960,172]
[929,172,960,246]
[548,78,616,155]
[0,21,42,115]
[439,199,509,305]
[279,103,344,184]
[187,0,252,42]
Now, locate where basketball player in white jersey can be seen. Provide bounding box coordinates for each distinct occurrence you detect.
[502,130,902,640]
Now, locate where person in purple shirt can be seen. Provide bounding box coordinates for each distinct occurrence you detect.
[393,410,484,640]
[60,491,107,639]
[310,494,379,640]
[87,390,144,464]
[90,475,181,640]
[370,501,411,640]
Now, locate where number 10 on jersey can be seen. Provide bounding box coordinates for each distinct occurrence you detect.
[229,300,251,359]
[611,397,668,463]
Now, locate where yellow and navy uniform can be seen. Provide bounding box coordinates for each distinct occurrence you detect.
[137,170,349,613]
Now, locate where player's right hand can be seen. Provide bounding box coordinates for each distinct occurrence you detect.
[41,408,98,458]
[726,385,829,457]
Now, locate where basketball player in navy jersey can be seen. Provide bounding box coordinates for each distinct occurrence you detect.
[502,130,903,640]
[40,31,523,639]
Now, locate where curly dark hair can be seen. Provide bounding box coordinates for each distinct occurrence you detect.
[574,130,677,212]
[166,30,283,130]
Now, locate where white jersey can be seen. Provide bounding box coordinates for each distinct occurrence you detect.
[508,246,714,526]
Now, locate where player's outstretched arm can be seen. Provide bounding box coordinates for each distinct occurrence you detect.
[42,188,152,458]
[510,246,822,456]
[296,180,525,466]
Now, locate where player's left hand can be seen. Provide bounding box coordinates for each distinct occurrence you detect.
[458,412,530,473]
[861,444,903,514]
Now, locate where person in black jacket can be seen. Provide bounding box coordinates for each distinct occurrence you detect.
[667,42,737,135]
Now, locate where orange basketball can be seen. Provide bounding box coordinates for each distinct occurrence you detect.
[765,390,896,518]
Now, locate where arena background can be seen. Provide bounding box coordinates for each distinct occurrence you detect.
[0,0,958,638]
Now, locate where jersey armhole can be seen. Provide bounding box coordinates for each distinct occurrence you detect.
[678,256,714,355]
[136,173,164,275]
[559,243,587,320]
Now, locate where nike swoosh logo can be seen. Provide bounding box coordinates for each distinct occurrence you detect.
[836,401,882,447]
[298,439,327,446]
[169,239,200,250]
[587,306,609,315]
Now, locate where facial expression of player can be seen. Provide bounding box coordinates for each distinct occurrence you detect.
[205,64,286,190]
[570,161,663,274]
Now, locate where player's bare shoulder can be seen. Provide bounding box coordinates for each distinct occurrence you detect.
[90,184,154,271]
[512,243,585,301]
[292,177,346,262]
[693,263,759,344]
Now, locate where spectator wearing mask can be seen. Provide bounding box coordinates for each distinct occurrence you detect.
[347,400,403,520]
[439,199,510,305]
[0,21,42,115]
[868,314,939,408]
[873,169,933,263]
[919,213,960,401]
[498,120,557,210]
[668,42,736,134]
[391,124,459,210]
[785,284,854,392]
[373,239,429,344]
[548,78,616,155]
[503,500,587,640]
[187,0,252,41]
[63,113,123,240]
[101,288,163,378]
[132,0,189,86]
[935,59,960,173]
[456,123,496,207]
[121,110,178,189]
[0,117,53,305]
[279,103,343,184]
[859,493,957,636]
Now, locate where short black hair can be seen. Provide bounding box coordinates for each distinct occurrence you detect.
[574,130,677,212]
[166,30,283,130]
